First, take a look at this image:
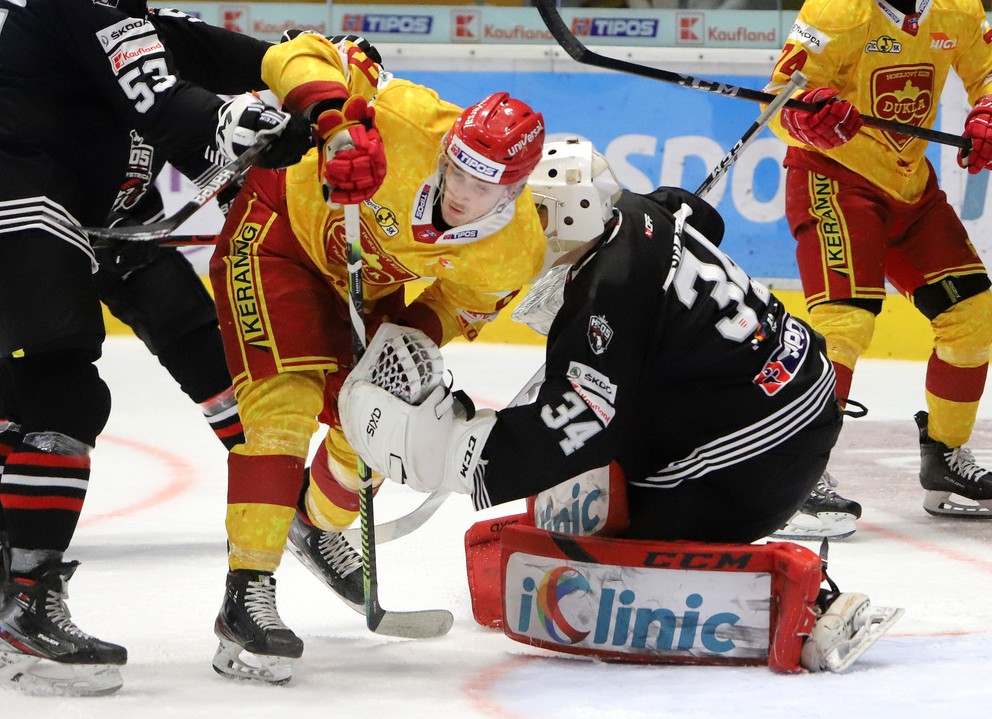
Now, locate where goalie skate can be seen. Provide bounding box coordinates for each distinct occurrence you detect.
[212,570,302,685]
[800,593,903,673]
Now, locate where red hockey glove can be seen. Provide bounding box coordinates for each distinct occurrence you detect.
[780,87,863,150]
[316,96,387,205]
[959,95,992,175]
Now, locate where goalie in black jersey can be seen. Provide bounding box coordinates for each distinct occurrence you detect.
[340,139,902,673]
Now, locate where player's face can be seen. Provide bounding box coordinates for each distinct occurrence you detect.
[440,163,510,225]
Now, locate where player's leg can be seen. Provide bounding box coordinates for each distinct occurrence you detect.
[207,168,342,683]
[889,179,992,516]
[773,164,886,539]
[96,245,245,449]
[0,232,125,696]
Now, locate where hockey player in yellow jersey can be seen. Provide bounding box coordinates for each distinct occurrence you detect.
[765,0,992,540]
[206,34,546,682]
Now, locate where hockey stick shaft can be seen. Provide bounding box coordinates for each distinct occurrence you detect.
[695,70,807,197]
[73,138,272,242]
[535,0,969,151]
[345,203,453,638]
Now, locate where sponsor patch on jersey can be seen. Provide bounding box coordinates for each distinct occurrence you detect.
[753,316,809,396]
[587,316,613,355]
[787,20,829,54]
[865,35,902,53]
[930,32,957,51]
[569,383,616,426]
[98,17,150,49]
[108,36,165,74]
[567,362,617,403]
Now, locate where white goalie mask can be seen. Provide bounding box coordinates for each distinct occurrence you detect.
[528,138,622,257]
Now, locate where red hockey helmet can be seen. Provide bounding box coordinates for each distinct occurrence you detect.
[444,92,545,185]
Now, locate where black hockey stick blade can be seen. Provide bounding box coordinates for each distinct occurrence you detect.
[534,0,969,151]
[72,139,271,242]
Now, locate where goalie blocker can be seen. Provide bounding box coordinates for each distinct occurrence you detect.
[465,467,902,673]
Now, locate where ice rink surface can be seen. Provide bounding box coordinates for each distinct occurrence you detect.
[5,336,992,717]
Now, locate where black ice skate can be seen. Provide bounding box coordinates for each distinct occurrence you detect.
[0,560,127,696]
[212,570,303,684]
[286,511,364,614]
[771,472,862,540]
[916,410,992,517]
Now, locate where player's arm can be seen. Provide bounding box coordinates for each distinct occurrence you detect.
[147,8,271,94]
[953,14,992,174]
[263,33,385,203]
[765,7,862,150]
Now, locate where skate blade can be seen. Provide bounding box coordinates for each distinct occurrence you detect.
[285,542,364,615]
[211,638,294,685]
[770,511,857,541]
[819,606,904,673]
[1,650,123,696]
[923,490,992,518]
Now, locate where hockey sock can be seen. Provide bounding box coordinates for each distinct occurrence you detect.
[0,432,91,563]
[199,386,245,450]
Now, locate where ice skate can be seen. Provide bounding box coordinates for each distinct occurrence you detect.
[0,560,127,696]
[771,472,862,540]
[800,592,904,672]
[212,570,303,684]
[916,411,992,518]
[287,511,364,613]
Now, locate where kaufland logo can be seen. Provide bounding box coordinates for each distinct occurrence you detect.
[452,10,480,41]
[341,13,432,35]
[221,5,248,33]
[677,12,704,44]
[571,17,658,38]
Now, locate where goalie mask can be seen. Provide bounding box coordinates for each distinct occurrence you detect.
[528,138,622,255]
[442,93,545,186]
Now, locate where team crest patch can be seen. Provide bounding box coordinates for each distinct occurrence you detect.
[587,316,613,355]
[754,316,809,396]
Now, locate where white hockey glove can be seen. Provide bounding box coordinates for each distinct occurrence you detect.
[340,324,496,494]
[215,93,313,169]
[511,263,569,336]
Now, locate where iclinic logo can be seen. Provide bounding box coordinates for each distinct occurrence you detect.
[531,567,591,644]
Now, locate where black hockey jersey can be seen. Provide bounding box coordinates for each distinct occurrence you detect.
[478,187,837,506]
[0,0,226,258]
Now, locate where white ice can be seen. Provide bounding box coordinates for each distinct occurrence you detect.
[4,336,992,716]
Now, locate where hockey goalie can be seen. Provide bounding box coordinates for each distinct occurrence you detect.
[339,139,902,672]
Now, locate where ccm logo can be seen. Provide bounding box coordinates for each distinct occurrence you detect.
[460,436,478,477]
[366,407,382,436]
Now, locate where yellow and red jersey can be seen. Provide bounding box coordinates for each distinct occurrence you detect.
[767,0,992,202]
[261,34,545,345]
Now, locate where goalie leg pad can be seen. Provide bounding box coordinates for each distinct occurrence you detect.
[499,526,822,671]
[526,462,629,537]
[464,513,531,628]
[800,593,904,673]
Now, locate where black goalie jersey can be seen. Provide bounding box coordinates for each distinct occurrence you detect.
[478,187,840,535]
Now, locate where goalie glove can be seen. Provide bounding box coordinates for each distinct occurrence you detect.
[316,96,387,205]
[780,87,862,150]
[215,94,313,169]
[958,95,992,174]
[339,324,496,494]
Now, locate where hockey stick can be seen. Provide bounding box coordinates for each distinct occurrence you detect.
[69,139,272,242]
[345,203,454,638]
[695,70,807,196]
[534,0,969,151]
